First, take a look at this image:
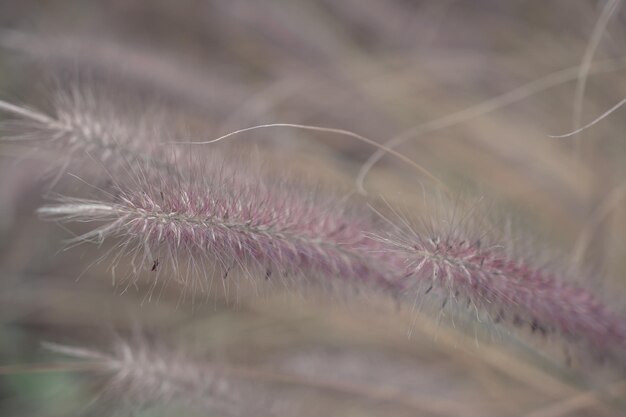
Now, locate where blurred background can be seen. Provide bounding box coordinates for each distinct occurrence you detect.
[1,1,626,416]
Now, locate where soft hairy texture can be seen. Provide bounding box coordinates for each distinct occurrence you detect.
[15,87,624,368]
[45,341,295,417]
[373,217,626,365]
[0,88,176,180]
[38,149,626,365]
[38,153,401,298]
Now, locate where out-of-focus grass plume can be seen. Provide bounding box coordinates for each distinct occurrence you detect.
[1,1,626,416]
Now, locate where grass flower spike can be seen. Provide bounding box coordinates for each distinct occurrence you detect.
[38,151,400,299]
[373,210,626,365]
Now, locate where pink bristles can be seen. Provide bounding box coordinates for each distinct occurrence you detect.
[38,152,401,297]
[373,221,626,365]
